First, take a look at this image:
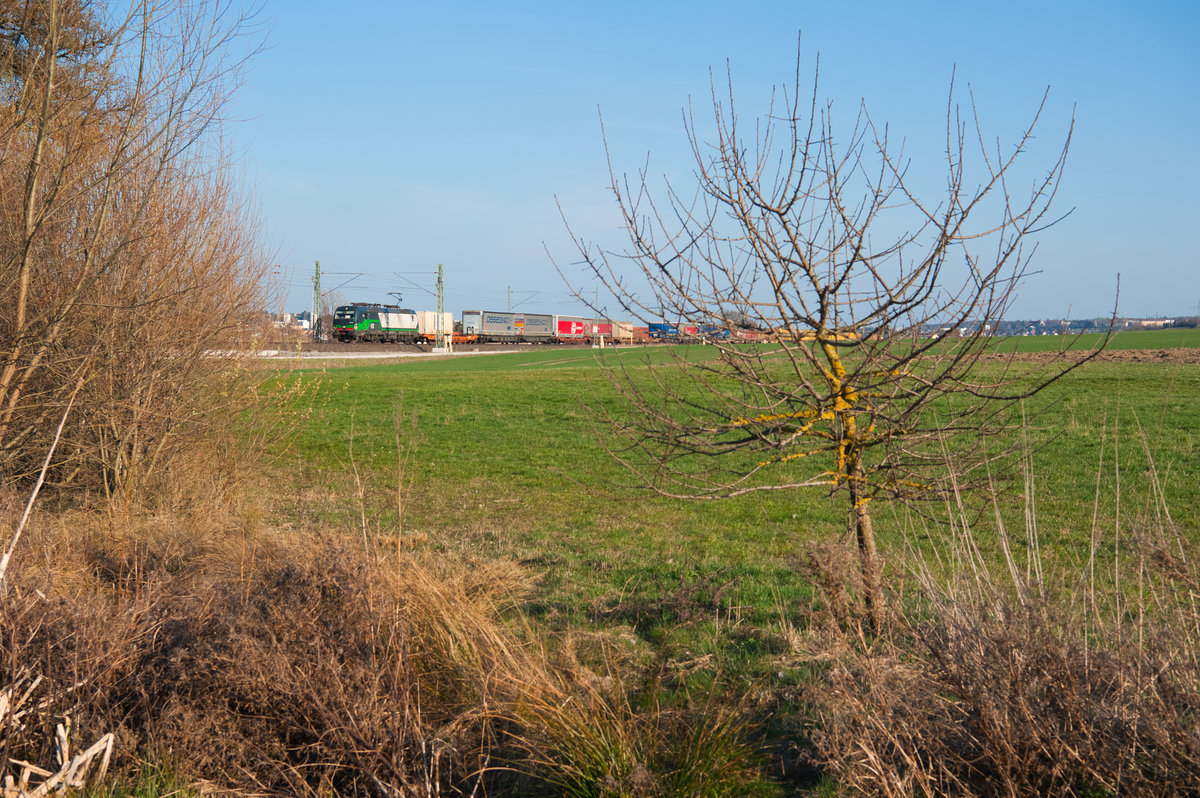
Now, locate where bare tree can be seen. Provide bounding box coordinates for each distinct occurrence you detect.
[560,47,1108,629]
[0,0,267,493]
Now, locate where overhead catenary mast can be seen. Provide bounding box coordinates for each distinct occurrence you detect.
[311,260,321,341]
[434,264,449,353]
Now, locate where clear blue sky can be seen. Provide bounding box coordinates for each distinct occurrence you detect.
[233,1,1200,321]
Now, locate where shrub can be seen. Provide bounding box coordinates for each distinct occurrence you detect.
[0,0,268,499]
[812,461,1200,796]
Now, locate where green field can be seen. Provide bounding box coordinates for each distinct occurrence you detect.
[268,340,1200,677]
[994,324,1200,352]
[274,347,823,660]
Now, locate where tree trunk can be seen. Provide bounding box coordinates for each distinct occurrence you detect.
[849,461,883,633]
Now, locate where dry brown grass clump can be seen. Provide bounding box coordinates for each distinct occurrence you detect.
[0,509,535,795]
[1,503,766,797]
[506,631,761,798]
[809,476,1200,797]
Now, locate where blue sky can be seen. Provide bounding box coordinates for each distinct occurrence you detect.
[233,1,1200,320]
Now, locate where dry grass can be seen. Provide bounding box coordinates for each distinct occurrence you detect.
[506,631,762,798]
[808,439,1200,797]
[1,509,520,794]
[1,496,766,796]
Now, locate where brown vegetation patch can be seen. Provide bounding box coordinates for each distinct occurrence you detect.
[1,508,766,796]
[806,521,1200,797]
[1,517,533,794]
[985,347,1200,364]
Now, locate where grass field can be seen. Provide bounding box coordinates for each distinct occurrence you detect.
[9,334,1193,797]
[267,338,1200,682]
[1001,324,1200,351]
[272,346,822,664]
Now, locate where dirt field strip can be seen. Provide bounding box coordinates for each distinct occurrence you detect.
[986,348,1200,365]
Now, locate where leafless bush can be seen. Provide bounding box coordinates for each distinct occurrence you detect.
[812,443,1200,797]
[0,0,269,499]
[559,39,1110,631]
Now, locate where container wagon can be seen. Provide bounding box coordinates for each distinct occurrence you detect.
[461,310,554,343]
[699,324,731,341]
[414,311,454,344]
[612,321,636,343]
[648,322,679,340]
[552,315,614,342]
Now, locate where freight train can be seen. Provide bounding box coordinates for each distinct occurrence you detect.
[332,302,745,345]
[332,304,627,345]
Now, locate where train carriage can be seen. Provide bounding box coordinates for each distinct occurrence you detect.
[461,310,554,343]
[553,315,614,342]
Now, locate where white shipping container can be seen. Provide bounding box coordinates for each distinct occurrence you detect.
[416,311,453,336]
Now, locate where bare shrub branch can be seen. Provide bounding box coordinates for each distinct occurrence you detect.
[0,0,269,497]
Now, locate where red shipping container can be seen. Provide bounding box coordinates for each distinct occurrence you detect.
[554,316,614,337]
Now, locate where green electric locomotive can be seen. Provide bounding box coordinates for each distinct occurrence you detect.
[332,303,419,342]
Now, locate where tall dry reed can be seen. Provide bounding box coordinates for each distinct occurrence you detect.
[812,426,1200,797]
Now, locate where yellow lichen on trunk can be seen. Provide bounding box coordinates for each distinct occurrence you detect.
[822,337,883,631]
